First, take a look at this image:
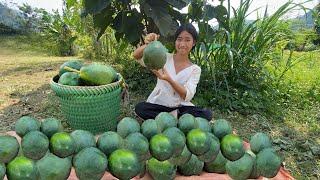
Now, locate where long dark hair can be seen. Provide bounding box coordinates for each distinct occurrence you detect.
[174,23,198,43]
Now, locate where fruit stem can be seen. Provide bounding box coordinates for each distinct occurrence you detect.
[246,149,256,158]
[64,66,80,74]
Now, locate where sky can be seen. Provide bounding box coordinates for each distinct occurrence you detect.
[214,0,317,19]
[0,0,318,20]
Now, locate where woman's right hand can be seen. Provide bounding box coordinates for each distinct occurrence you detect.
[144,33,160,44]
[133,33,160,60]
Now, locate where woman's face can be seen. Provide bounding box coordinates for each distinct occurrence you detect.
[175,30,195,55]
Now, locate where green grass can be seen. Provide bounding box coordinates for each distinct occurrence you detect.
[0,34,76,133]
[279,51,320,179]
[277,51,320,132]
[0,35,319,179]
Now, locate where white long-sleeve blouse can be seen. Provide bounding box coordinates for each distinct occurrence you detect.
[137,53,201,107]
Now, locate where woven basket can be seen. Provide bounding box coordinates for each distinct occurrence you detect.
[50,74,124,134]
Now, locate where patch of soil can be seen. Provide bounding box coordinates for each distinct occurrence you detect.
[0,84,55,132]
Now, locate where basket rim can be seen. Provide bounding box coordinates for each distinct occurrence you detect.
[50,73,124,96]
[51,73,123,88]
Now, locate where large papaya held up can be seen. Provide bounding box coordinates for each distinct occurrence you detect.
[143,41,167,70]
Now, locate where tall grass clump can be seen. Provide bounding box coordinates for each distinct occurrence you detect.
[192,0,303,115]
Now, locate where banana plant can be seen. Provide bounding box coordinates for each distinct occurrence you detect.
[44,10,77,56]
[42,0,82,56]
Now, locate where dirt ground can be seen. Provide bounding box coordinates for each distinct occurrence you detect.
[0,40,140,132]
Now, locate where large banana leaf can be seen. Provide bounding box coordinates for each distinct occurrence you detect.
[142,2,178,37]
[83,0,111,15]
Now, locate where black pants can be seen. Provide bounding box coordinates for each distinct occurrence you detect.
[135,102,213,121]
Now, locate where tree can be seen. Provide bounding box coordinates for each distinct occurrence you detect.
[82,0,228,45]
[43,0,81,56]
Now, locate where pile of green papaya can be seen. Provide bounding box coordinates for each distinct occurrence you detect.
[57,60,118,86]
[0,114,283,180]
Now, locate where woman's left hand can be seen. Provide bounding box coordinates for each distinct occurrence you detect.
[152,68,172,82]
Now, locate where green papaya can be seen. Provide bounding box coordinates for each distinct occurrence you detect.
[143,41,167,70]
[64,63,117,86]
[58,72,80,86]
[59,60,83,76]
